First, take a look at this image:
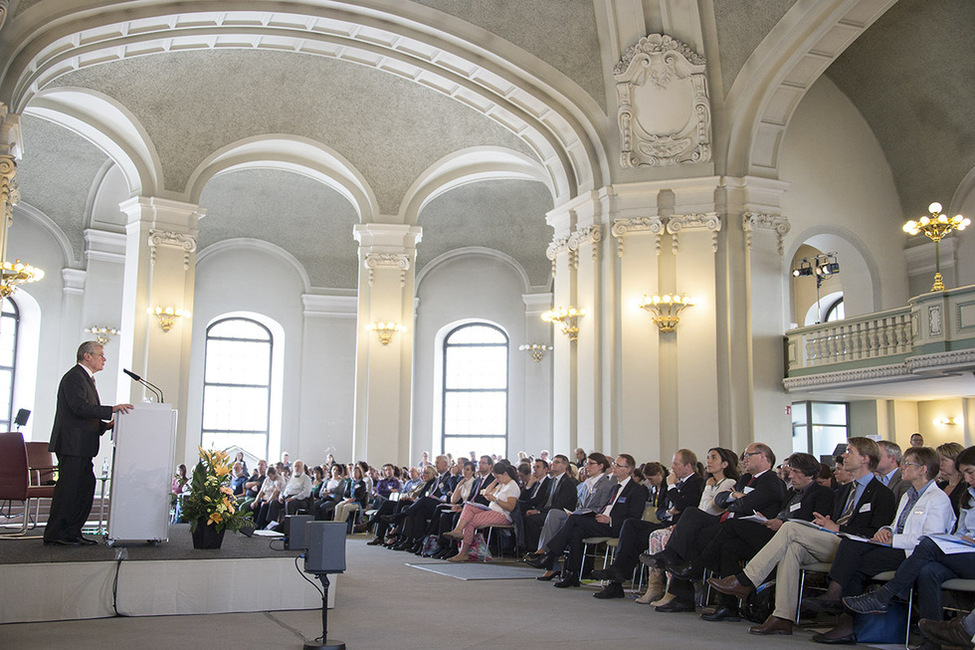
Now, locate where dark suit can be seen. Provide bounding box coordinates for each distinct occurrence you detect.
[523,473,578,550]
[546,478,649,576]
[656,473,705,524]
[664,470,786,603]
[700,481,835,606]
[44,365,113,542]
[833,476,896,539]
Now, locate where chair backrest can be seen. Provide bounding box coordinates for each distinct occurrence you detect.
[25,442,57,485]
[0,431,29,501]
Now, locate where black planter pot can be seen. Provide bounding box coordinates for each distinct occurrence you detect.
[191,518,226,549]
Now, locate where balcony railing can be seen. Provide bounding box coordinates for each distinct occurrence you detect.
[785,284,975,390]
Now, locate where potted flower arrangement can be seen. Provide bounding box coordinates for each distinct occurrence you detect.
[180,447,252,549]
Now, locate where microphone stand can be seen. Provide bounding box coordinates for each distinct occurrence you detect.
[123,369,165,403]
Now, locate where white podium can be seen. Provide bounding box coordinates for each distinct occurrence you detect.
[107,403,177,545]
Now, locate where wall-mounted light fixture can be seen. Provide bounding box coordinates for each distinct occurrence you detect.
[639,293,695,332]
[85,326,119,345]
[933,416,957,426]
[541,307,585,342]
[519,343,553,362]
[369,322,405,345]
[147,306,190,332]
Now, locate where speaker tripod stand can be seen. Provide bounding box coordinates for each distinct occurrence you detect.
[304,574,345,650]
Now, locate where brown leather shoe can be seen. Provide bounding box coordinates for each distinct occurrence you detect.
[707,574,754,600]
[918,617,974,649]
[748,615,793,636]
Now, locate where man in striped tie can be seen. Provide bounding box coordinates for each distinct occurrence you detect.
[708,437,897,636]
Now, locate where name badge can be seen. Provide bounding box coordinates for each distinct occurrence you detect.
[743,487,755,494]
[790,502,801,512]
[859,503,871,513]
[618,497,627,503]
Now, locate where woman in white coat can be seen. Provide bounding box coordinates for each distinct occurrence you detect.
[809,445,956,644]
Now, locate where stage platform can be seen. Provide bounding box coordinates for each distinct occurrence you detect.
[0,524,332,624]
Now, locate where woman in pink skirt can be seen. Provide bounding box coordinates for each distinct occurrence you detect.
[445,461,521,561]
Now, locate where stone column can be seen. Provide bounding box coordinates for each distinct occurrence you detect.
[0,104,22,287]
[352,223,422,465]
[545,205,578,456]
[117,196,204,456]
[718,177,792,454]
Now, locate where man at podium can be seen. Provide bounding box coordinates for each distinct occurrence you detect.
[44,341,134,546]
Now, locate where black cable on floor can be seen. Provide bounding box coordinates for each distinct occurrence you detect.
[111,558,126,617]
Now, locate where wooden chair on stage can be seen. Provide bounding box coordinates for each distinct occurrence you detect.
[25,442,57,526]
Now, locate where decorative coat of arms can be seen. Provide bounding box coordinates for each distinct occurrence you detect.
[614,34,712,168]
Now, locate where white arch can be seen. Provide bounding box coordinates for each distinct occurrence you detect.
[723,0,898,176]
[185,135,378,221]
[1,3,606,202]
[197,238,311,294]
[12,202,78,268]
[24,88,163,196]
[415,246,534,294]
[399,146,552,226]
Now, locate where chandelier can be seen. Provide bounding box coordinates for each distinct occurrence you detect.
[903,202,970,292]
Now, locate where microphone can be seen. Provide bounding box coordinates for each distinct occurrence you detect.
[122,368,164,403]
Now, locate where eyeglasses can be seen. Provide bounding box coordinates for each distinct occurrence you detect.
[901,461,921,469]
[612,461,631,468]
[740,451,763,460]
[586,460,599,465]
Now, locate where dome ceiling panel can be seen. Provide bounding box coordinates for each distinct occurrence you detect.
[416,178,553,287]
[49,49,535,214]
[824,0,975,217]
[16,114,110,260]
[198,167,359,289]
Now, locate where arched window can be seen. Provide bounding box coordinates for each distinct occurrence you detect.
[201,317,273,459]
[441,323,509,459]
[824,297,845,322]
[0,297,20,429]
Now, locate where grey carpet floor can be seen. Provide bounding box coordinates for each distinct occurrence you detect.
[0,535,913,649]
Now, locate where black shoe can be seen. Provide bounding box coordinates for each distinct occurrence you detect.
[553,572,580,588]
[535,571,557,582]
[525,552,555,570]
[393,539,414,551]
[591,567,620,582]
[668,561,700,581]
[43,537,81,546]
[700,605,741,622]
[811,631,857,645]
[76,536,99,546]
[593,582,625,599]
[639,550,668,570]
[655,599,695,613]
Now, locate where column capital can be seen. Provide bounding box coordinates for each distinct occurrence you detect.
[0,104,21,160]
[119,196,205,232]
[353,223,422,250]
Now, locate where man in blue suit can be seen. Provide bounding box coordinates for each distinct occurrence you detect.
[44,341,133,546]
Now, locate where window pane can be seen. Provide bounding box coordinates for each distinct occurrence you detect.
[444,436,506,461]
[202,432,267,460]
[444,392,506,437]
[792,425,809,454]
[791,402,808,425]
[209,319,270,340]
[811,402,847,426]
[812,425,848,459]
[444,346,507,389]
[0,314,16,367]
[447,325,505,345]
[202,386,269,431]
[204,339,270,384]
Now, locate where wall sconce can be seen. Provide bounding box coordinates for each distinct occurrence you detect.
[147,306,190,332]
[85,326,119,345]
[369,322,405,345]
[933,416,957,426]
[541,307,585,342]
[519,343,553,362]
[639,293,694,332]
